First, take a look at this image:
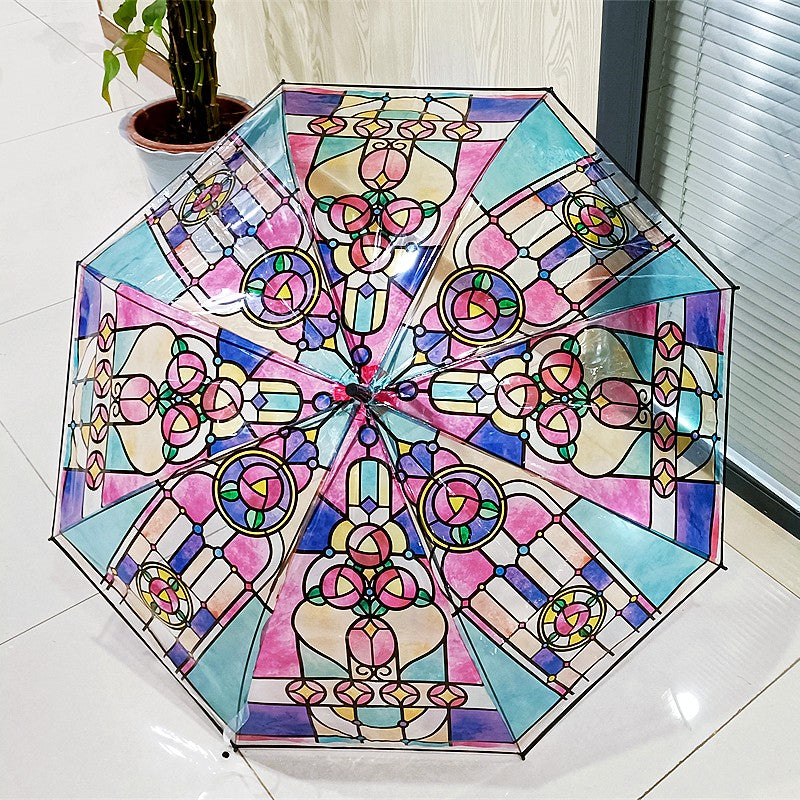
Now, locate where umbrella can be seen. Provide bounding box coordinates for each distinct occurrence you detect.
[54,83,734,756]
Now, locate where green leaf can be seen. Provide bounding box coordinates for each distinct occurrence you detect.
[317,196,335,213]
[119,31,149,78]
[245,278,265,296]
[562,336,580,356]
[454,525,471,546]
[112,0,137,31]
[497,298,518,316]
[101,49,120,108]
[371,601,388,617]
[557,443,577,461]
[479,499,499,519]
[472,272,492,292]
[414,588,432,607]
[306,585,325,605]
[274,253,289,272]
[162,442,178,461]
[171,338,188,356]
[245,508,265,530]
[356,599,371,616]
[141,0,166,36]
[421,200,438,218]
[573,381,589,402]
[219,482,239,502]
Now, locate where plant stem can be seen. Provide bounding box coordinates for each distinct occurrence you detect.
[166,0,220,143]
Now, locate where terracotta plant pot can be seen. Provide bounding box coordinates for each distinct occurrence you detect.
[121,95,253,191]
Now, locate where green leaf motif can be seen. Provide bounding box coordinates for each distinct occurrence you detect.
[455,525,471,546]
[219,482,239,502]
[101,50,120,108]
[171,338,188,356]
[562,336,581,356]
[317,196,335,213]
[274,253,289,273]
[245,508,265,530]
[421,201,438,218]
[573,381,589,401]
[472,272,492,292]
[557,443,577,461]
[162,442,178,461]
[112,0,137,31]
[141,0,166,36]
[415,588,432,607]
[497,298,518,316]
[306,585,325,605]
[479,499,499,519]
[245,278,266,296]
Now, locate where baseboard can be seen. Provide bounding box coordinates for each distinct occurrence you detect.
[726,459,800,539]
[98,13,172,86]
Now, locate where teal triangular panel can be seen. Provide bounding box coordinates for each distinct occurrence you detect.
[473,100,588,210]
[87,224,181,302]
[587,249,717,317]
[187,596,270,728]
[61,486,158,574]
[460,617,559,739]
[569,498,706,605]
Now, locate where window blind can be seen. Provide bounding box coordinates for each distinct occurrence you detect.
[640,0,800,507]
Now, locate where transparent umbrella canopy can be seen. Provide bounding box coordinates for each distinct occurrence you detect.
[54,83,734,756]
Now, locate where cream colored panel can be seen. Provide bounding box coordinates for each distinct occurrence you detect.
[214,0,602,130]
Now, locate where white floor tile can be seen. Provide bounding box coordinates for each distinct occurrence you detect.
[0,299,73,488]
[0,109,152,322]
[0,595,270,799]
[0,425,94,643]
[243,548,800,800]
[725,491,800,597]
[645,662,800,799]
[0,18,143,144]
[0,0,34,27]
[19,0,173,103]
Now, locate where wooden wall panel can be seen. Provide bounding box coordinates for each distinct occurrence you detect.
[214,0,602,130]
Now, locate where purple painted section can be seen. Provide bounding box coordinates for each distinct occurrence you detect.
[59,470,86,530]
[450,708,514,743]
[468,96,539,122]
[677,481,715,556]
[685,291,720,350]
[240,703,315,737]
[283,90,344,117]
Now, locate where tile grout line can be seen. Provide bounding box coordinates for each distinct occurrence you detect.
[0,592,98,648]
[0,296,72,328]
[0,107,139,149]
[637,655,800,799]
[14,1,148,105]
[0,420,56,498]
[240,754,278,800]
[726,541,800,601]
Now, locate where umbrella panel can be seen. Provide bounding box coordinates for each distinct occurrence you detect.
[53,84,734,755]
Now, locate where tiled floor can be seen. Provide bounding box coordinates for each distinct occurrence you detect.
[0,1,798,798]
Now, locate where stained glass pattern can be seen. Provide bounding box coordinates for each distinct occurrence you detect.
[54,84,734,756]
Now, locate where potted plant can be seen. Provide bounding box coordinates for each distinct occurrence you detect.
[103,0,252,189]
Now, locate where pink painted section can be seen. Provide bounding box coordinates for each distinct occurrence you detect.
[468,222,519,268]
[170,471,217,521]
[504,498,553,545]
[198,256,244,297]
[224,534,275,582]
[442,550,494,597]
[256,203,304,248]
[523,280,571,326]
[253,552,309,676]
